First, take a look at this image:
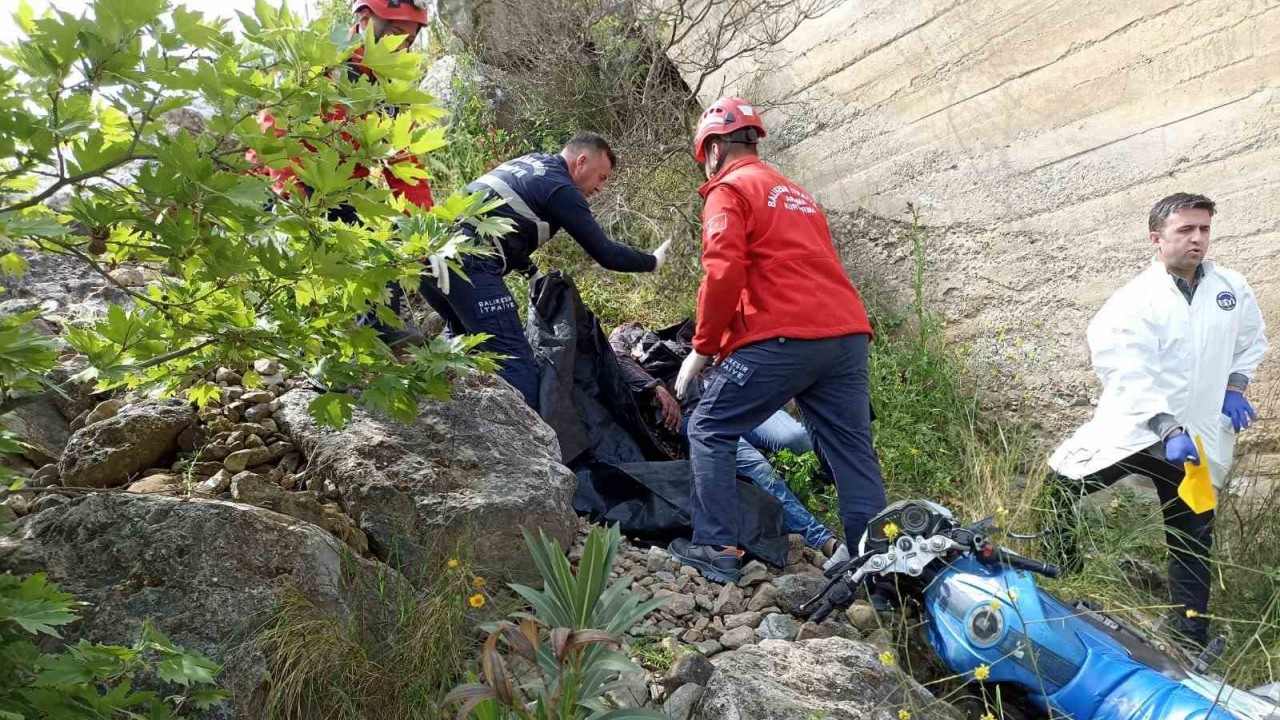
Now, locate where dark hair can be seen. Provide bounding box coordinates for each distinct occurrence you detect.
[564,132,617,169]
[1149,193,1215,233]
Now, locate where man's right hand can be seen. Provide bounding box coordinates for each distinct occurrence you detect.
[652,239,672,271]
[654,385,682,432]
[1164,431,1201,465]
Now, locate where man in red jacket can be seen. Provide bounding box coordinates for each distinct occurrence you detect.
[668,96,886,584]
[253,0,436,348]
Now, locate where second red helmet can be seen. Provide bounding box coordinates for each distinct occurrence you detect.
[692,96,767,163]
[351,0,430,26]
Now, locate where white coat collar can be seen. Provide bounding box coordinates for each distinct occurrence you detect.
[1146,258,1215,283]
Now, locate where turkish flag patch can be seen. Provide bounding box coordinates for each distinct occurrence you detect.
[706,212,728,235]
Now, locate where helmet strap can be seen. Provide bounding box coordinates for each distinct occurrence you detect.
[707,138,730,177]
[706,130,759,177]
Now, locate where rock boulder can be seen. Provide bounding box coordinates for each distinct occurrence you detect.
[1,399,69,466]
[59,399,195,487]
[0,493,408,720]
[694,637,961,720]
[274,373,576,582]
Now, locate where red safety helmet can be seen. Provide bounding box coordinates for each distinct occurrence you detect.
[692,96,766,163]
[351,0,430,26]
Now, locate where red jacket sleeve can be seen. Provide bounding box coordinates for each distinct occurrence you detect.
[385,155,435,210]
[692,185,751,357]
[248,111,305,194]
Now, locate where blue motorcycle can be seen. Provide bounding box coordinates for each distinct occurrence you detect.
[799,500,1280,720]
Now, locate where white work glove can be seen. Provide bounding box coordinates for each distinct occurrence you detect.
[427,253,450,295]
[674,351,711,400]
[822,542,850,572]
[652,239,672,271]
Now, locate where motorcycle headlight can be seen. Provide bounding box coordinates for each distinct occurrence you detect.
[899,503,932,534]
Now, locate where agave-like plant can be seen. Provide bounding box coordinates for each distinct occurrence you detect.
[443,524,669,719]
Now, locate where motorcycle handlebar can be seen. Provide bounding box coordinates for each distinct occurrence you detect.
[798,567,861,621]
[810,601,836,624]
[799,544,1059,623]
[979,545,1062,578]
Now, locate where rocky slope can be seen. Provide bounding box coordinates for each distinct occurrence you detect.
[567,517,963,719]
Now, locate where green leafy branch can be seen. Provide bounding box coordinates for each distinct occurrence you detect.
[0,0,514,428]
[0,571,227,719]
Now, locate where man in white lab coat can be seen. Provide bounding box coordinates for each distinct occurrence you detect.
[1045,192,1268,649]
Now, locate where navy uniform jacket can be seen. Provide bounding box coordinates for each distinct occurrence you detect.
[466,153,657,275]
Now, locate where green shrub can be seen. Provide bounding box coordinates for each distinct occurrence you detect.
[0,571,226,718]
[0,0,508,430]
[256,553,489,720]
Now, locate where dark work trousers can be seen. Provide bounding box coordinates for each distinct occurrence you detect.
[1045,448,1214,646]
[687,333,886,551]
[325,205,540,407]
[373,252,541,412]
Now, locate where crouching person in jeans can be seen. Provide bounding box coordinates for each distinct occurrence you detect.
[609,322,842,557]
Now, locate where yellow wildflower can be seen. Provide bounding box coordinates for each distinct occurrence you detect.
[473,576,487,588]
[883,522,900,542]
[973,664,991,681]
[468,593,486,609]
[1185,608,1199,618]
[898,710,911,720]
[1007,589,1018,602]
[981,714,996,720]
[909,448,920,456]
[447,558,459,569]
[988,599,1001,610]
[879,651,896,666]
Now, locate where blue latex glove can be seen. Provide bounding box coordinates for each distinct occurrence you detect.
[1222,390,1256,432]
[1164,432,1200,465]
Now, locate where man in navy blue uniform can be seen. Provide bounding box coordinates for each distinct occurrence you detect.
[387,133,670,412]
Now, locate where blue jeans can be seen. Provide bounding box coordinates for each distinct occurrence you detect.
[688,334,886,549]
[743,409,813,456]
[735,435,834,551]
[681,404,835,551]
[369,254,541,412]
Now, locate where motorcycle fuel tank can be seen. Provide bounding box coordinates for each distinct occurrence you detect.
[922,555,1262,720]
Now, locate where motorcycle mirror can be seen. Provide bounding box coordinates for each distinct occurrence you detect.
[1193,635,1227,673]
[965,516,999,534]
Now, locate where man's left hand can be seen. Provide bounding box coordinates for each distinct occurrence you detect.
[426,254,450,294]
[1223,390,1256,432]
[652,239,672,271]
[654,385,682,432]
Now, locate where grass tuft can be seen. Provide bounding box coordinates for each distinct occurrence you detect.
[255,553,497,720]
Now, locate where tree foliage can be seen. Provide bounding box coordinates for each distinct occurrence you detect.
[0,571,226,718]
[0,0,509,430]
